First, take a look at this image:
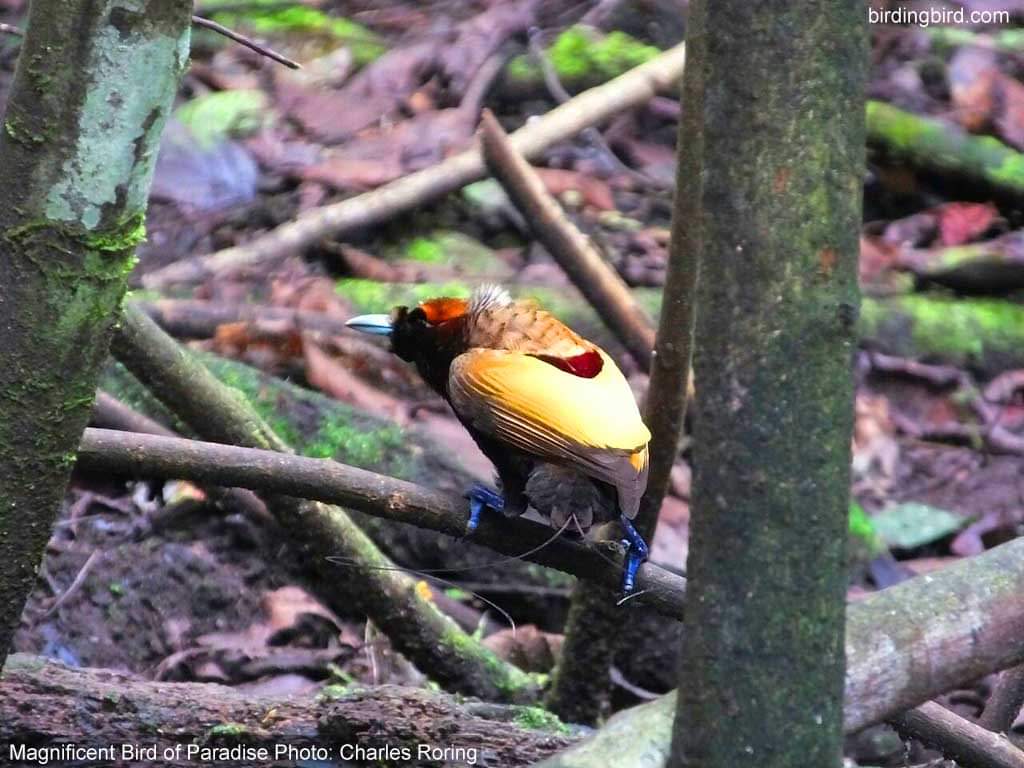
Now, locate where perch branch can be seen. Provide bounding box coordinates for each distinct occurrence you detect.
[75,427,688,616]
[141,41,686,288]
[480,110,656,370]
[191,15,300,69]
[109,304,538,702]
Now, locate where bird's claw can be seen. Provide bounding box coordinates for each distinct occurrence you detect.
[619,515,649,595]
[464,483,505,533]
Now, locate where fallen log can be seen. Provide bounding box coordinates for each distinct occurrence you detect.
[0,654,577,768]
[537,532,1024,765]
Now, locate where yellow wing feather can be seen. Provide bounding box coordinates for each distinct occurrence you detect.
[448,348,651,517]
[449,348,650,454]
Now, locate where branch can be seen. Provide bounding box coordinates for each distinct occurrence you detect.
[141,41,687,289]
[0,654,576,766]
[91,390,271,524]
[109,304,538,702]
[134,299,352,339]
[891,702,1024,768]
[536,532,1024,765]
[982,665,1024,733]
[480,110,655,370]
[868,100,1024,201]
[191,15,300,69]
[75,427,688,616]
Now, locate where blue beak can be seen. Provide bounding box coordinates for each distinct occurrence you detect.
[345,313,393,336]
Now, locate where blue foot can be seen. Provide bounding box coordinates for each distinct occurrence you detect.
[464,483,505,532]
[619,515,649,594]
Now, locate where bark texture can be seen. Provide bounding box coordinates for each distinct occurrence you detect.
[539,533,1024,766]
[0,654,576,767]
[670,2,867,767]
[0,0,191,666]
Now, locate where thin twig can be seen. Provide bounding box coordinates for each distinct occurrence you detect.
[141,41,687,288]
[890,700,1024,768]
[76,427,688,616]
[38,550,101,621]
[480,110,656,369]
[191,15,301,69]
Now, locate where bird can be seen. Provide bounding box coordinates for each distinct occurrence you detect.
[346,284,651,593]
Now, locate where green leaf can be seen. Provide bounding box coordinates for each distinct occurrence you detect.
[871,502,967,550]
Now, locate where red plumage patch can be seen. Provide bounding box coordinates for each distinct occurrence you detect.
[534,350,603,378]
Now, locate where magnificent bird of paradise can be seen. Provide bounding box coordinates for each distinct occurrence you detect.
[347,285,651,592]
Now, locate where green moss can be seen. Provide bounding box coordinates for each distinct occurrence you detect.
[507,26,661,89]
[867,100,1024,193]
[336,278,472,314]
[318,683,361,701]
[174,90,270,149]
[205,1,385,64]
[440,625,540,699]
[927,26,1024,53]
[4,114,46,146]
[859,295,1024,370]
[205,723,251,740]
[405,236,446,264]
[385,230,511,276]
[513,705,571,734]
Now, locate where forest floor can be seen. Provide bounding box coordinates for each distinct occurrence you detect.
[4,1,1024,765]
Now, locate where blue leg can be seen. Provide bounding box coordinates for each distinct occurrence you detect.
[465,483,505,532]
[619,515,649,594]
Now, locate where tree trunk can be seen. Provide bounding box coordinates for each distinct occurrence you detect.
[0,0,191,666]
[670,2,866,767]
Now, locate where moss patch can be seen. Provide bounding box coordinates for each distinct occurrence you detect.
[506,26,661,90]
[859,294,1024,374]
[513,705,571,734]
[204,0,385,64]
[175,90,271,149]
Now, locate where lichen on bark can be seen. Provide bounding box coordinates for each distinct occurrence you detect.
[0,0,192,666]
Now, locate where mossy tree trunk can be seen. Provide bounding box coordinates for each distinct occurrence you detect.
[0,0,191,666]
[670,2,866,767]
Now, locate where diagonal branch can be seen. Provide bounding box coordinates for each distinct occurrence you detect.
[479,110,656,371]
[141,41,687,289]
[191,15,300,69]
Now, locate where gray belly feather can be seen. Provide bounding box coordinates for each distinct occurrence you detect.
[524,464,618,532]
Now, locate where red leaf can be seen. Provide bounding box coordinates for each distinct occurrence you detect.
[936,202,997,246]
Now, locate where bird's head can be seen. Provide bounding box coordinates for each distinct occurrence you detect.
[347,295,470,358]
[347,294,480,393]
